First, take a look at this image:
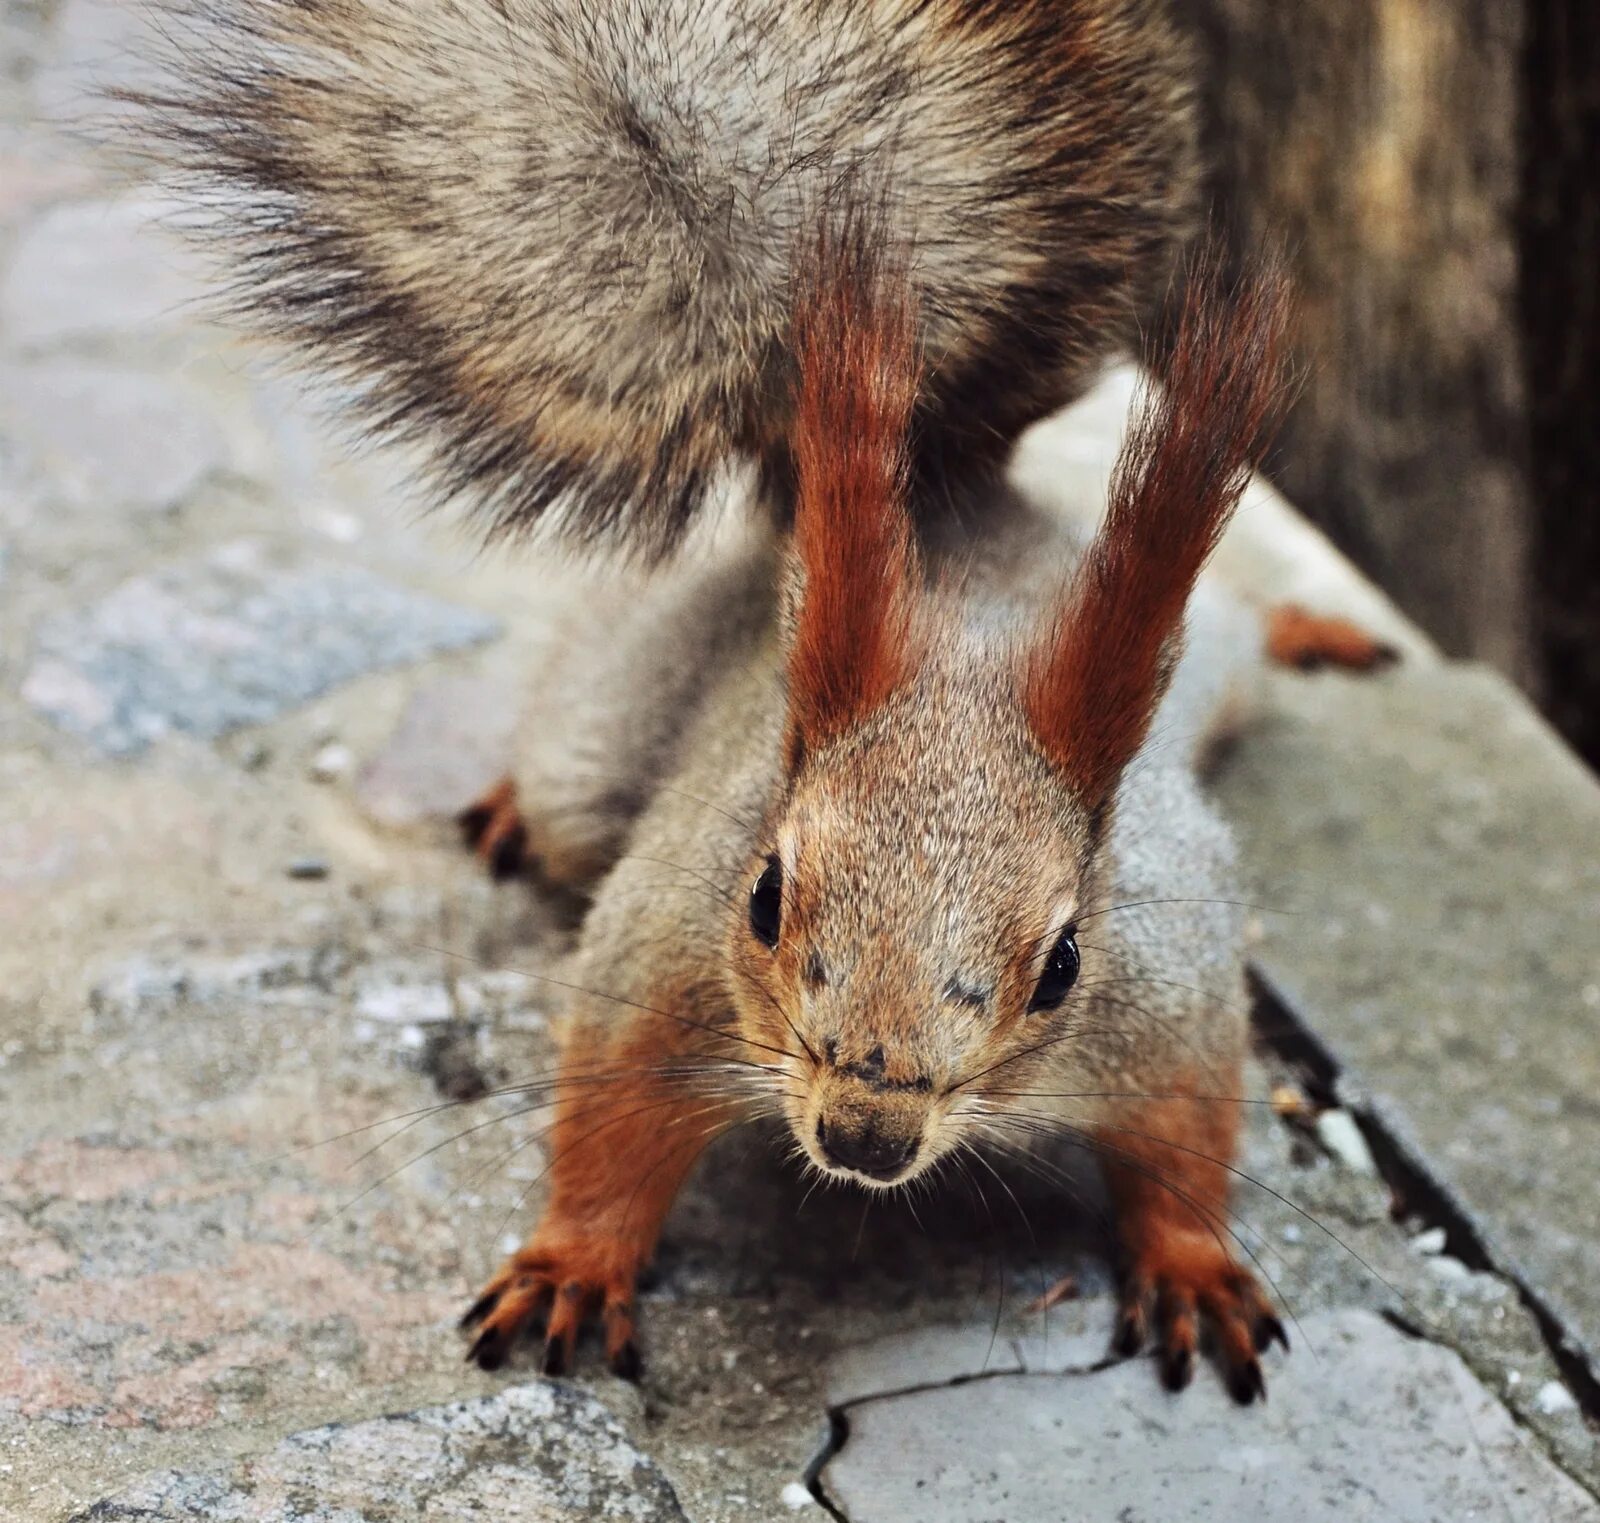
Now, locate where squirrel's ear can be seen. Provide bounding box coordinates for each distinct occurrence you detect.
[1023,242,1293,813]
[782,232,922,768]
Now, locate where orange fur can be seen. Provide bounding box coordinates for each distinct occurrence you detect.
[462,1006,738,1376]
[1025,246,1292,809]
[787,232,922,754]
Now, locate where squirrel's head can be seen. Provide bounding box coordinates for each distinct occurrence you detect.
[727,233,1289,1190]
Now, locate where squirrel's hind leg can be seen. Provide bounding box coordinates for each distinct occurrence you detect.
[458,776,531,881]
[1264,604,1400,672]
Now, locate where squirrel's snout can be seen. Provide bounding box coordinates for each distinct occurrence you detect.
[808,1039,936,1184]
[815,1116,919,1183]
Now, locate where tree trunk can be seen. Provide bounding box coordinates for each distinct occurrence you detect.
[1188,0,1536,685]
[1520,2,1600,763]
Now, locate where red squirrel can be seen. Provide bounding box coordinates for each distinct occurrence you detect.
[139,0,1393,1401]
[452,237,1297,1403]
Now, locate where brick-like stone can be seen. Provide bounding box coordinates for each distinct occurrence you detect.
[822,1309,1596,1522]
[1215,665,1600,1383]
[74,1381,688,1522]
[23,545,499,755]
[0,360,226,511]
[1,195,206,350]
[356,672,520,829]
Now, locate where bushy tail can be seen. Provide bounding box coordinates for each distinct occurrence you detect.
[138,0,1196,556]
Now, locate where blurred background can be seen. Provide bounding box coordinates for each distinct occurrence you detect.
[1193,0,1599,765]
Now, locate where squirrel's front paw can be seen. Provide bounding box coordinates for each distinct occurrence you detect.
[461,1233,644,1379]
[1113,1232,1287,1404]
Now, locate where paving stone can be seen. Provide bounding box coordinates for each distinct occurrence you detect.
[73,1381,688,1522]
[826,1302,1111,1410]
[826,1323,1024,1409]
[0,146,100,225]
[1,194,206,349]
[31,0,174,130]
[820,1308,1596,1522]
[356,672,521,829]
[1214,664,1600,1382]
[22,544,499,755]
[0,359,226,511]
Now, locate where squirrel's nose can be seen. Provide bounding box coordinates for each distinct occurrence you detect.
[816,1117,918,1181]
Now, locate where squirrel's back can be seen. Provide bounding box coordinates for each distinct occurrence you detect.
[146,0,1198,553]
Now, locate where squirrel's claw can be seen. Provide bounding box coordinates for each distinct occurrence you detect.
[461,1244,644,1380]
[1116,1257,1285,1405]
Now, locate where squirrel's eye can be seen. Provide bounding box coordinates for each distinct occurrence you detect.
[1028,925,1080,1012]
[749,855,783,949]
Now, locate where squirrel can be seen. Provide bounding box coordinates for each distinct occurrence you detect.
[452,241,1300,1405]
[139,0,1397,1401]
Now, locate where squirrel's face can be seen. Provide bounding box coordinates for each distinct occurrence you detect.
[727,667,1107,1191]
[740,231,1286,1190]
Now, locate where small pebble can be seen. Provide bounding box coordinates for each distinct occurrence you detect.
[1314,1109,1378,1176]
[287,857,330,881]
[1535,1380,1579,1416]
[1427,1255,1470,1282]
[1271,1083,1310,1119]
[1409,1226,1448,1256]
[309,742,355,782]
[781,1482,816,1511]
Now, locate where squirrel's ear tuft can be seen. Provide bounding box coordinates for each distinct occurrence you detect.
[1023,240,1293,811]
[784,227,923,765]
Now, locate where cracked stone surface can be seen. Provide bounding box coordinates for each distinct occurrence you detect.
[2,4,1597,1522]
[73,1382,688,1522]
[1215,665,1600,1384]
[820,1308,1596,1522]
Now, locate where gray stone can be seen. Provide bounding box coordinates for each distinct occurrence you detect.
[1,195,206,349]
[32,0,174,128]
[1215,664,1600,1381]
[821,1309,1596,1522]
[356,671,520,828]
[0,146,100,226]
[1315,1108,1379,1176]
[826,1323,1024,1409]
[75,1381,688,1521]
[22,544,499,755]
[0,360,226,511]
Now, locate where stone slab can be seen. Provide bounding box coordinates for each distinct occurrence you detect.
[0,359,226,511]
[1214,663,1600,1381]
[75,1381,687,1522]
[821,1309,1596,1523]
[826,1324,1024,1410]
[22,543,499,755]
[0,194,205,350]
[356,671,521,829]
